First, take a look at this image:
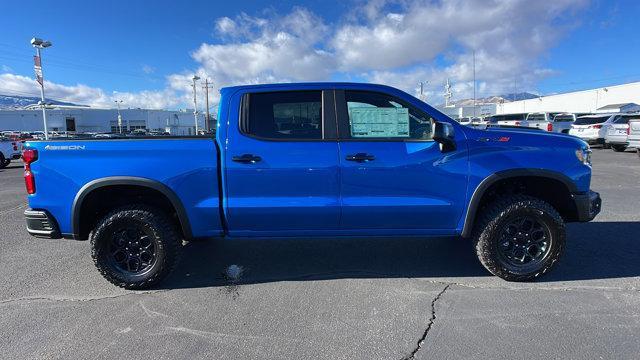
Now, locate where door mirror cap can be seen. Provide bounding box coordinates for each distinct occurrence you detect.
[433,122,456,152]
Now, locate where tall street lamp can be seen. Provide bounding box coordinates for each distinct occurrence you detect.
[114,100,124,133]
[192,75,200,134]
[31,37,52,140]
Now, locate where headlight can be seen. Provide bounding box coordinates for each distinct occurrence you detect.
[575,147,592,166]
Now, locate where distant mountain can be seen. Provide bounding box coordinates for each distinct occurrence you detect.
[0,94,83,110]
[440,92,539,107]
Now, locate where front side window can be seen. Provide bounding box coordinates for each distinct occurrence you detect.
[243,91,322,140]
[344,91,433,140]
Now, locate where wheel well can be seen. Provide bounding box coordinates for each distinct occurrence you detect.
[77,185,185,240]
[470,176,578,231]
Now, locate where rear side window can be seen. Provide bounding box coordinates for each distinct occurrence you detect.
[574,116,609,125]
[615,116,638,124]
[343,91,433,140]
[242,91,322,140]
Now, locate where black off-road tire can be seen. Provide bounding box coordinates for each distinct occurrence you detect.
[0,153,6,169]
[611,144,627,152]
[90,205,180,289]
[472,195,565,281]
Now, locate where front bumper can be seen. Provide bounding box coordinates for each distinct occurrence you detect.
[572,191,602,222]
[24,208,61,239]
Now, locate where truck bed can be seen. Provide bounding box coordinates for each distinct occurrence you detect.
[25,137,223,239]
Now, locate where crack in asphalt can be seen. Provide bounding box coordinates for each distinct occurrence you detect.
[0,290,165,305]
[0,203,27,216]
[402,283,452,360]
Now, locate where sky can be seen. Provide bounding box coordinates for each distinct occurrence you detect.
[0,0,639,110]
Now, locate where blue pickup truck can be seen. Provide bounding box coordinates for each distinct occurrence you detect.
[22,83,601,288]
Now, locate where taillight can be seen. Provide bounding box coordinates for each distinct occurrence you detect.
[627,126,631,135]
[22,149,38,194]
[12,142,17,151]
[22,149,38,164]
[592,124,603,129]
[514,121,521,126]
[547,123,553,132]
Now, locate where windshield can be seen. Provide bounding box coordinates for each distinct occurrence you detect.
[574,116,609,125]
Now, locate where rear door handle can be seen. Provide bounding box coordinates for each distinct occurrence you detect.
[232,154,262,164]
[346,153,375,162]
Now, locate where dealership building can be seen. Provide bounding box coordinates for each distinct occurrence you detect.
[438,81,640,118]
[0,107,209,135]
[496,81,640,115]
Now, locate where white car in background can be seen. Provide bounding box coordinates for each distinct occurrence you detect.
[0,137,21,169]
[605,114,640,152]
[486,113,528,127]
[627,119,640,157]
[569,113,619,146]
[526,112,562,132]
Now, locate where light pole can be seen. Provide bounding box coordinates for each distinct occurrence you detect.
[192,75,200,134]
[31,37,52,140]
[114,100,123,133]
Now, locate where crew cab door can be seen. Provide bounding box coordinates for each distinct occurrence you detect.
[335,90,467,234]
[223,89,341,236]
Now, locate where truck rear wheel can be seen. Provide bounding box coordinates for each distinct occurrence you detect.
[472,195,565,281]
[0,154,7,169]
[90,205,180,289]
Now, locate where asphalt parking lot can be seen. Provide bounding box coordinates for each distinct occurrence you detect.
[1,149,639,360]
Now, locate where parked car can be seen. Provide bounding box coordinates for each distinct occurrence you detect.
[627,119,640,157]
[0,137,21,168]
[568,113,619,146]
[525,112,560,132]
[486,113,528,127]
[22,82,601,288]
[605,114,640,152]
[457,117,472,126]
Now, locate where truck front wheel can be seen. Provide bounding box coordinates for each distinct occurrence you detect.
[90,205,180,289]
[472,195,565,281]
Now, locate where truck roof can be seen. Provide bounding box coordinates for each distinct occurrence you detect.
[221,82,400,93]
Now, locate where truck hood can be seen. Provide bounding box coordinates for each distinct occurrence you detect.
[480,126,589,148]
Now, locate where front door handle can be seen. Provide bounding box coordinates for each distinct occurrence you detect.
[232,154,262,164]
[346,153,375,162]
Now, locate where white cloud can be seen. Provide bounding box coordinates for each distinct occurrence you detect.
[331,0,588,99]
[1,65,12,73]
[0,73,180,109]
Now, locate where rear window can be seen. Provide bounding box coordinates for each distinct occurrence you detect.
[488,114,526,122]
[242,91,322,140]
[574,116,609,125]
[527,113,547,122]
[553,115,575,122]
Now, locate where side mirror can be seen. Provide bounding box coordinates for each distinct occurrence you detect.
[433,122,456,152]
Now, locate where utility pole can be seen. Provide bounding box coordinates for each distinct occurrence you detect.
[31,37,52,140]
[192,75,200,134]
[418,81,429,101]
[114,100,123,134]
[202,79,214,132]
[444,78,453,107]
